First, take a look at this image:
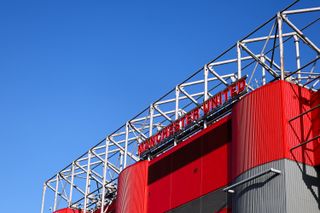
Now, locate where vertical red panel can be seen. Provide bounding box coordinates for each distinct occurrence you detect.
[170,135,202,208]
[201,119,231,194]
[232,80,319,180]
[311,91,320,165]
[148,116,231,212]
[116,160,148,213]
[231,81,285,179]
[281,82,317,165]
[148,155,172,213]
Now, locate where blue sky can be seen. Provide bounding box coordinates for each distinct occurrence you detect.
[0,0,313,212]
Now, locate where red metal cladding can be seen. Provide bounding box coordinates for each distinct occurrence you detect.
[53,208,82,213]
[147,116,231,213]
[113,80,318,213]
[231,80,319,180]
[281,82,319,165]
[116,160,148,213]
[231,81,285,179]
[311,91,320,165]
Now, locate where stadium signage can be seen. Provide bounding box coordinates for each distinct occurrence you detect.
[138,77,247,156]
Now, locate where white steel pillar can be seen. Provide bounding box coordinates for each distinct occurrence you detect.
[204,64,209,101]
[175,86,180,120]
[203,65,209,129]
[149,105,154,137]
[83,152,92,213]
[294,35,301,82]
[119,151,124,171]
[237,42,242,79]
[41,183,47,213]
[68,162,75,207]
[261,55,266,85]
[123,122,129,168]
[277,13,285,80]
[100,139,110,213]
[53,174,59,212]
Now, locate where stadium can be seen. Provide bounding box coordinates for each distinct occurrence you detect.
[41,1,320,212]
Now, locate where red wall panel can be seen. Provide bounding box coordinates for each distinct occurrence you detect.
[54,208,82,213]
[282,82,318,165]
[147,116,231,212]
[147,157,172,213]
[311,91,320,165]
[231,81,285,179]
[231,80,319,180]
[116,160,148,213]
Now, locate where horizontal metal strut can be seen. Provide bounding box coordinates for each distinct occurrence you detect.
[223,168,282,193]
[290,135,320,151]
[289,104,320,122]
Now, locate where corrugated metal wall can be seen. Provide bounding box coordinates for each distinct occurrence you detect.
[116,160,148,213]
[282,82,318,165]
[231,160,286,213]
[285,160,320,213]
[231,80,320,180]
[311,91,320,165]
[231,81,285,180]
[231,159,320,213]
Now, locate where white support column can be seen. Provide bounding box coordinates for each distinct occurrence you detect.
[203,65,209,129]
[123,122,129,168]
[119,150,124,171]
[100,139,110,213]
[237,42,242,79]
[149,105,154,137]
[53,174,59,212]
[68,162,75,207]
[294,35,301,82]
[175,86,180,120]
[83,152,92,213]
[41,183,47,213]
[277,13,285,80]
[204,65,209,101]
[261,55,266,85]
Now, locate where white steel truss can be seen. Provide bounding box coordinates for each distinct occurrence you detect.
[41,2,320,212]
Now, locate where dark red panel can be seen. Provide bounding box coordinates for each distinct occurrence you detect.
[148,116,231,212]
[170,136,202,207]
[147,158,172,213]
[116,160,148,213]
[201,121,230,194]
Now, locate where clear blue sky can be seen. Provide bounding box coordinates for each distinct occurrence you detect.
[0,0,313,212]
